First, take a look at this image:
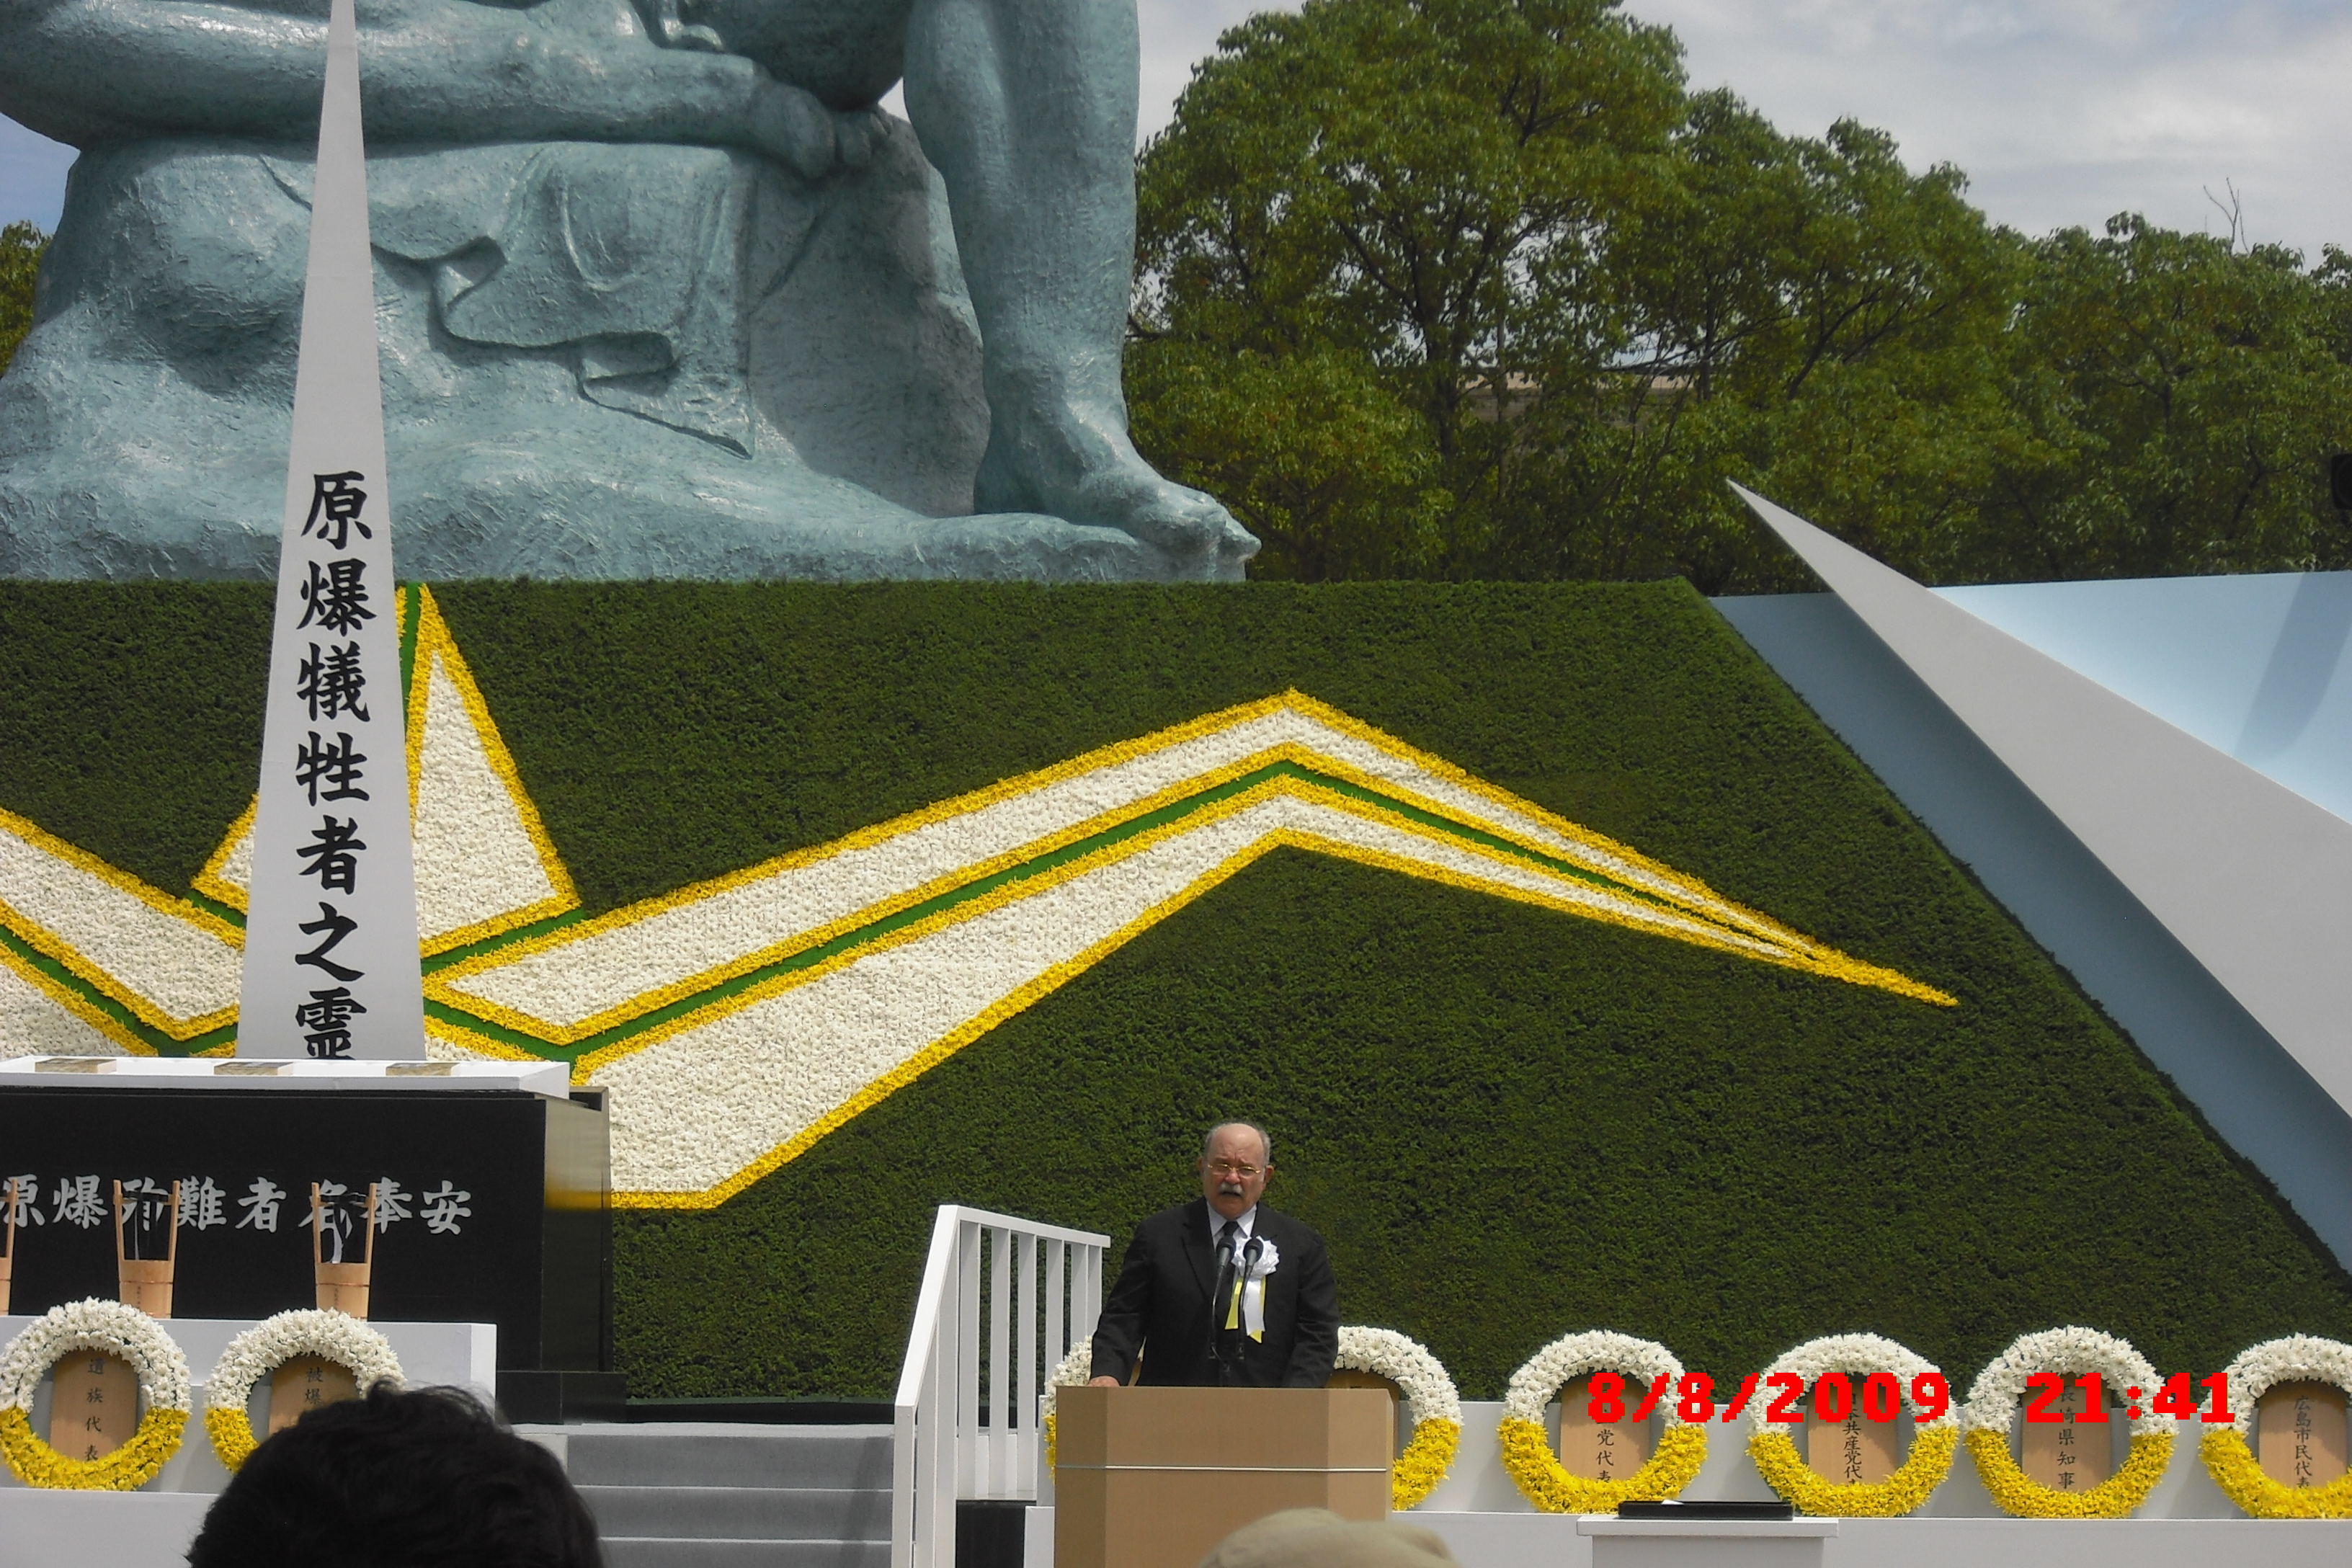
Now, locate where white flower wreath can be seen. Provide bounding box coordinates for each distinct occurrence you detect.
[2199,1335,2352,1518]
[1745,1333,1957,1515]
[1961,1327,2170,1518]
[203,1310,404,1471]
[1333,1326,1462,1509]
[1498,1330,1706,1511]
[0,1298,191,1489]
[2207,1335,2352,1439]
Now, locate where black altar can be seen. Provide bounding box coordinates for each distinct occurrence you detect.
[0,1085,611,1400]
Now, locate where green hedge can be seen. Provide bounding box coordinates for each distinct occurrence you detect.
[1,579,2346,1400]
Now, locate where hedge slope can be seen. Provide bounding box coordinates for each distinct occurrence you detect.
[1,579,2346,1399]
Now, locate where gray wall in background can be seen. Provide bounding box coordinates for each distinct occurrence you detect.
[1716,592,2352,1273]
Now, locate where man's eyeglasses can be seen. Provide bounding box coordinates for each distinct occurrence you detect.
[1204,1161,1265,1178]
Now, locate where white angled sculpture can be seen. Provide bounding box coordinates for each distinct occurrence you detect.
[1735,482,2352,1121]
[236,0,424,1059]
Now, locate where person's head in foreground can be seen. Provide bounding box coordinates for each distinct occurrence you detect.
[1198,1509,1459,1568]
[187,1381,602,1568]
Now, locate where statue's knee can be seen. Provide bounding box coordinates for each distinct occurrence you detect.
[50,141,308,383]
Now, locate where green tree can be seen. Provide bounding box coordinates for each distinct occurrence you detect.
[1129,0,1685,580]
[1967,220,2352,580]
[1505,97,2028,590]
[1132,0,2352,589]
[0,220,45,377]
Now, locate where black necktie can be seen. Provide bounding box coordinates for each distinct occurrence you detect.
[1210,1221,1241,1374]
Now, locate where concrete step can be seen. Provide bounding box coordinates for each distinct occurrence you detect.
[562,1424,895,1490]
[580,1485,891,1542]
[600,1538,893,1568]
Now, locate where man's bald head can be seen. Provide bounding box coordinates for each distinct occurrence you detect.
[1200,1121,1274,1220]
[1201,1121,1272,1165]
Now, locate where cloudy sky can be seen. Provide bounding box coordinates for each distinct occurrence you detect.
[4,0,2348,257]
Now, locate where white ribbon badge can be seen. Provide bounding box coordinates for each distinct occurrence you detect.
[1242,1238,1280,1341]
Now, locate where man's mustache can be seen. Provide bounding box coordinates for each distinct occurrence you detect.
[1217,1181,1245,1196]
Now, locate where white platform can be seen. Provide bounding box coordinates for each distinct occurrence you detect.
[0,1055,571,1097]
[0,1316,496,1568]
[1024,1399,2352,1568]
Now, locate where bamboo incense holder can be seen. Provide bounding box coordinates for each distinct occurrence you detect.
[312,1182,379,1319]
[112,1179,180,1318]
[0,1183,19,1317]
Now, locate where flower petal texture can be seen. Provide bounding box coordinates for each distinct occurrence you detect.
[0,1298,190,1489]
[1745,1332,1956,1515]
[202,1309,404,1471]
[0,599,1952,1206]
[1961,1326,2171,1517]
[1499,1329,1706,1511]
[1334,1324,1462,1509]
[2199,1334,2352,1517]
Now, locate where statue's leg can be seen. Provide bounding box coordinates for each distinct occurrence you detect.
[903,0,1257,574]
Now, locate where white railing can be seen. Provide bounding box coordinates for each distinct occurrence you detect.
[892,1205,1109,1568]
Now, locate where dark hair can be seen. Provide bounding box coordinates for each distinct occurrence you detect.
[187,1382,602,1568]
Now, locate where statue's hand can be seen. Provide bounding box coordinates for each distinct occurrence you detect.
[749,79,888,179]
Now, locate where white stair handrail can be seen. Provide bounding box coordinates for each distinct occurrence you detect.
[893,1205,1109,1568]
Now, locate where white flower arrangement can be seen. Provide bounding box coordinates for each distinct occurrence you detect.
[1497,1329,1708,1512]
[0,809,241,1037]
[0,1298,190,1489]
[1746,1332,1955,1440]
[1961,1327,2173,1518]
[1337,1326,1461,1427]
[202,1309,404,1471]
[0,661,1946,1206]
[1502,1329,1696,1427]
[1041,1338,1095,1425]
[2199,1335,2352,1518]
[1961,1326,2167,1440]
[1335,1325,1463,1510]
[1744,1332,1957,1516]
[2207,1335,2352,1438]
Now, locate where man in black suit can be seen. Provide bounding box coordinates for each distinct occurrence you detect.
[1087,1122,1340,1389]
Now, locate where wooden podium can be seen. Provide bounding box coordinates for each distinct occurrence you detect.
[1055,1386,1393,1568]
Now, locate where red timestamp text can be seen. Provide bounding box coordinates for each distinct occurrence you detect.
[1580,1372,2240,1425]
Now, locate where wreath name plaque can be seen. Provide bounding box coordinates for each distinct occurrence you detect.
[1808,1404,1899,1487]
[48,1348,136,1460]
[2018,1380,2114,1494]
[1559,1373,1651,1481]
[2255,1382,2349,1489]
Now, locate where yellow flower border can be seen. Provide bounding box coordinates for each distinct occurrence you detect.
[1750,1425,1957,1516]
[435,690,1951,1051]
[1393,1419,1463,1510]
[2201,1427,2352,1518]
[1965,1427,2173,1518]
[1499,1417,1707,1512]
[0,1405,185,1491]
[0,1301,192,1490]
[403,586,582,955]
[205,1404,262,1473]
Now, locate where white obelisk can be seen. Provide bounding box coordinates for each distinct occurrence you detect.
[236,0,424,1059]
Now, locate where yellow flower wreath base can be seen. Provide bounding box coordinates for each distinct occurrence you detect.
[1499,1417,1706,1512]
[205,1404,261,1474]
[0,1405,186,1491]
[1747,1425,1956,1516]
[1965,1427,2172,1518]
[1391,1418,1462,1511]
[2201,1427,2352,1518]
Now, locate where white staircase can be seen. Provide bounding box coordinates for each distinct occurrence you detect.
[559,1422,894,1568]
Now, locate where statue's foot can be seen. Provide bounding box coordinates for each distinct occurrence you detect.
[974,409,1260,583]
